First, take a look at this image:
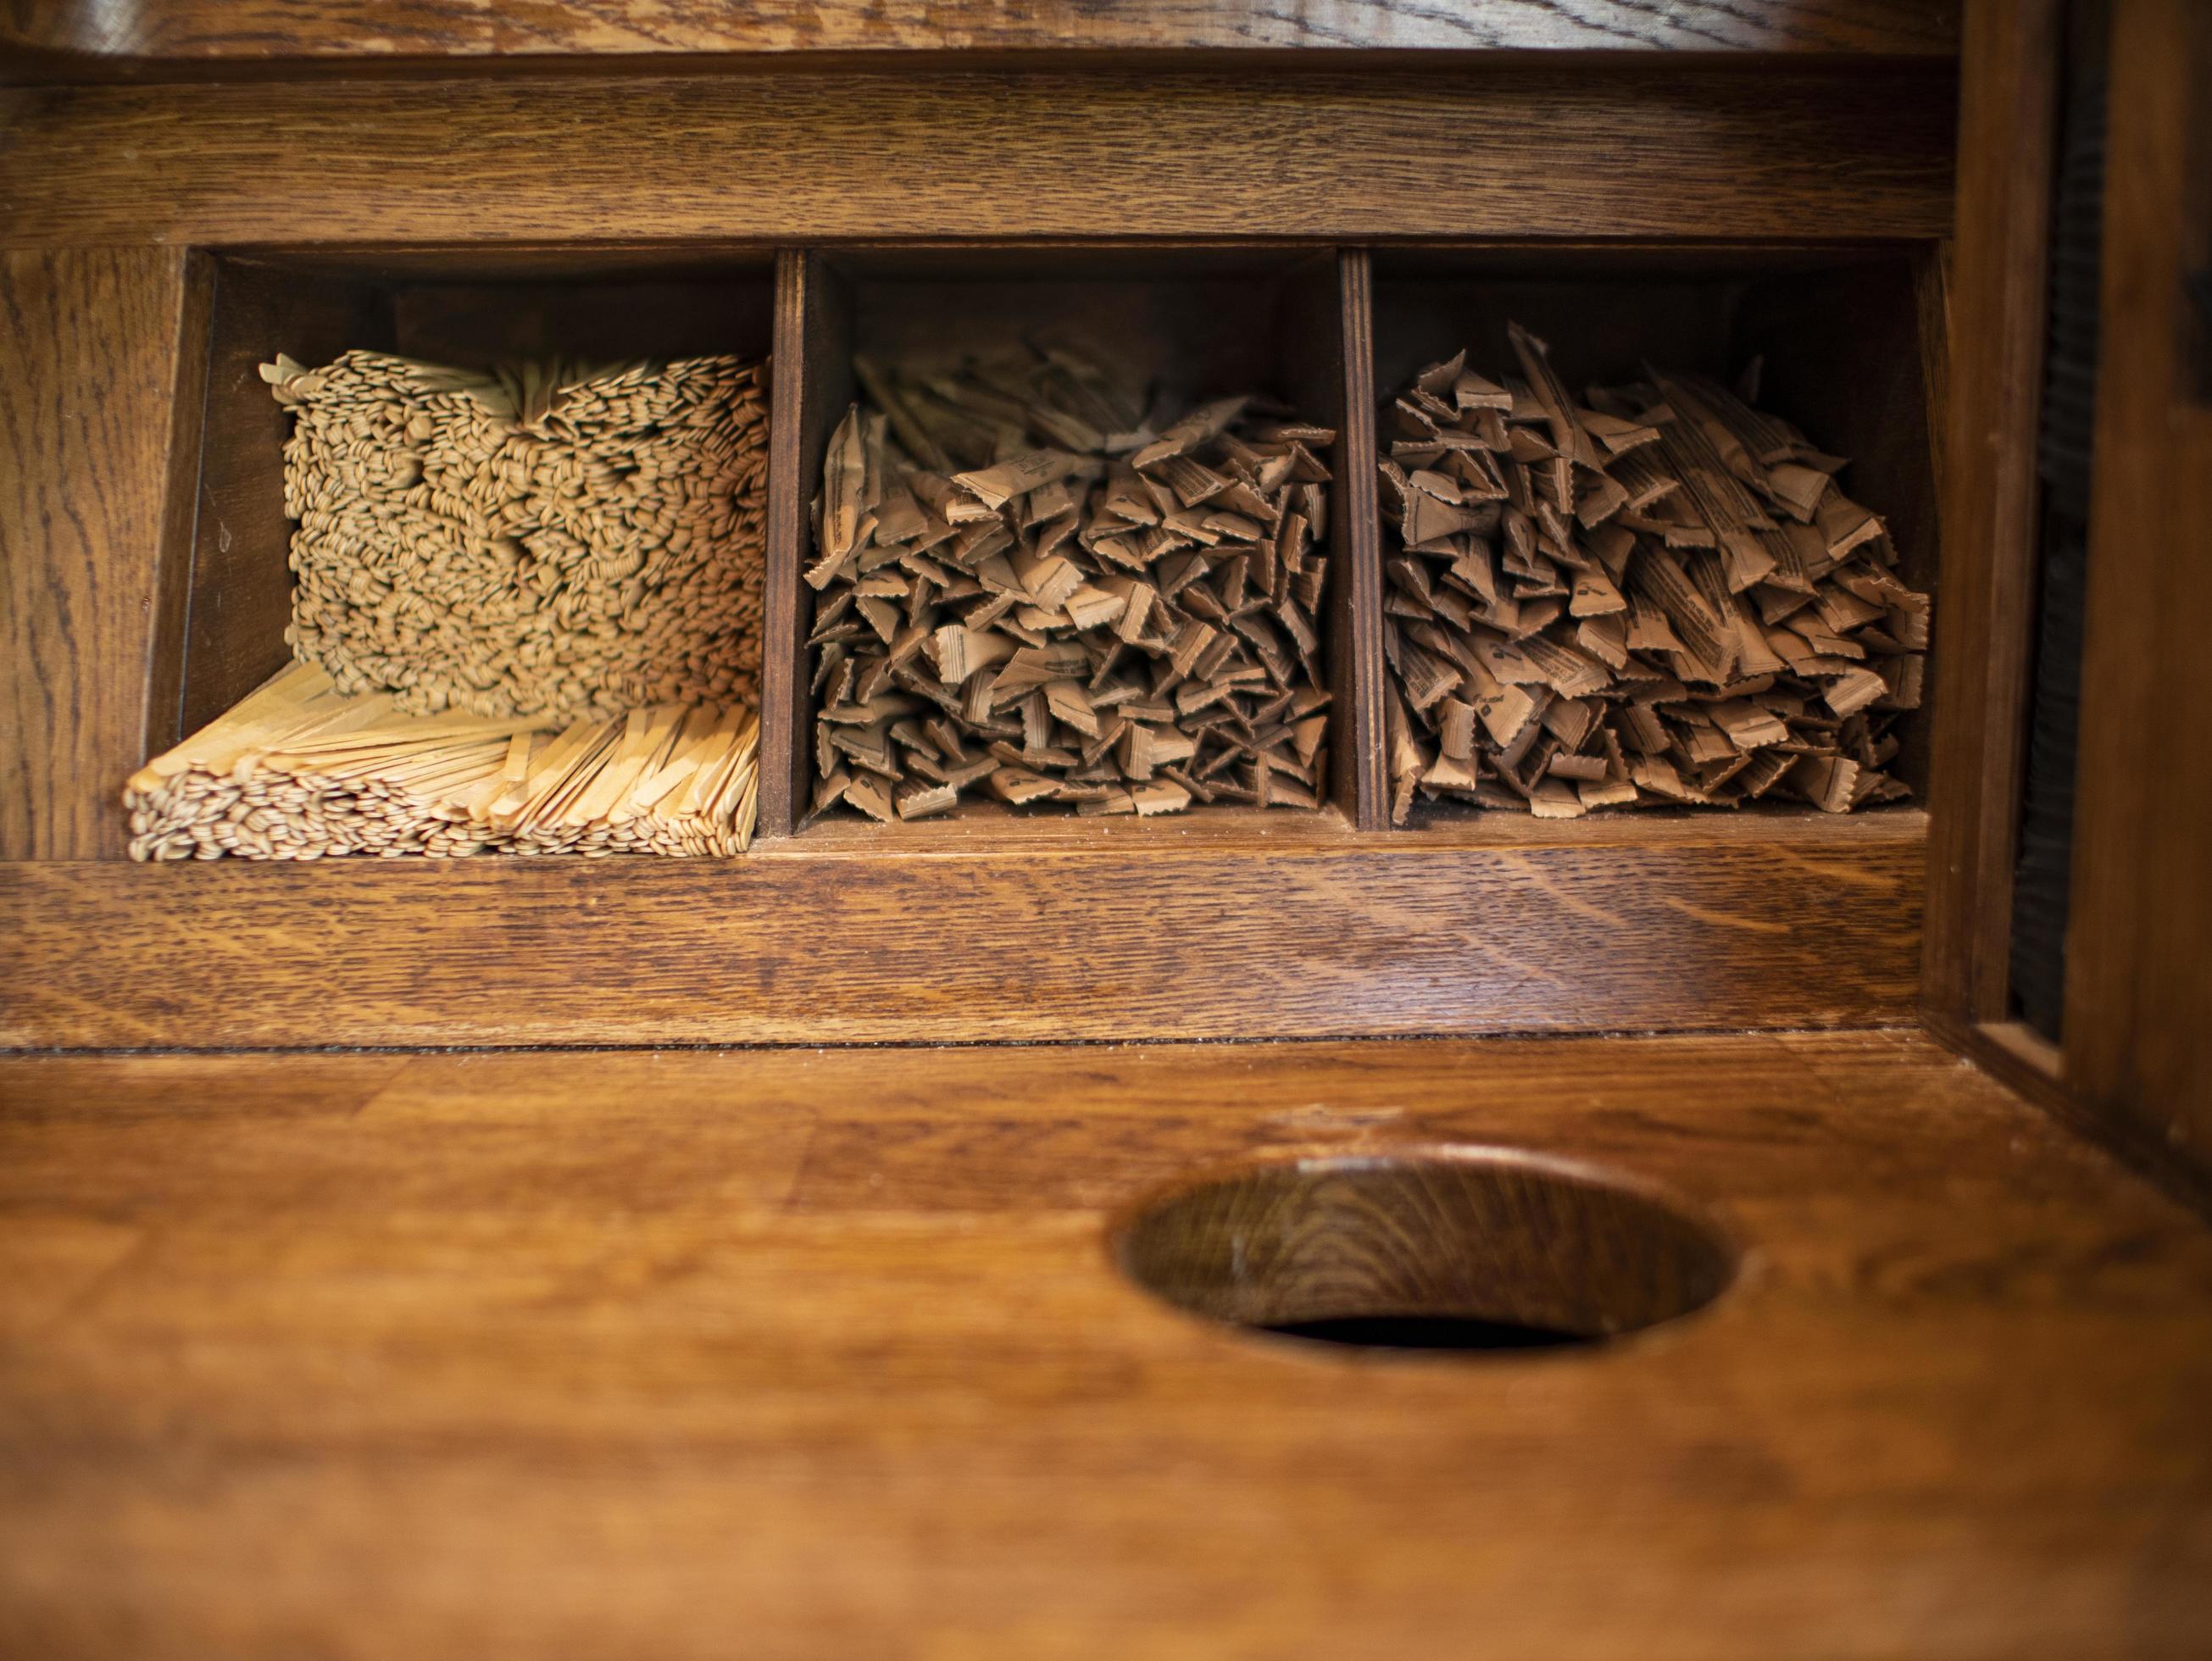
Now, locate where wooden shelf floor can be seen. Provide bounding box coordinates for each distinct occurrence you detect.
[3,1030,2208,1658]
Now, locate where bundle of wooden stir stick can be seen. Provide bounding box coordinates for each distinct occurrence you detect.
[125,662,757,860]
[265,348,768,722]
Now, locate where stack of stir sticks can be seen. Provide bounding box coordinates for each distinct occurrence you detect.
[125,662,757,860]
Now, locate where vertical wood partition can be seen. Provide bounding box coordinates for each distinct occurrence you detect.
[759,249,853,840]
[0,247,211,860]
[2065,0,2212,1178]
[1921,0,2065,1041]
[1326,248,1387,830]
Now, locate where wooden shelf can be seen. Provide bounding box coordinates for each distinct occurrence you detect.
[153,236,1944,850]
[3,231,1948,1047]
[0,57,1958,1047]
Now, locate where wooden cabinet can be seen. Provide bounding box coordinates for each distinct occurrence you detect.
[1,5,2193,1176]
[5,7,2212,1657]
[0,41,1961,1048]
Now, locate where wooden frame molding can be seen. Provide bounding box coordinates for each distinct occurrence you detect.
[1914,0,2212,1211]
[0,67,1956,251]
[2063,0,2212,1173]
[0,814,1924,1048]
[0,1,1961,71]
[1920,0,2064,1034]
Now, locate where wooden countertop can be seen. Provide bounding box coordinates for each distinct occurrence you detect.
[4,1030,2209,1657]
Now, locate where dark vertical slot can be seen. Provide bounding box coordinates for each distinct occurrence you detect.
[2010,0,2110,1041]
[2184,6,2212,406]
[147,252,218,758]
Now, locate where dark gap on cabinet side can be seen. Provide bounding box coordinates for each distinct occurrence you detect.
[2009,0,2110,1042]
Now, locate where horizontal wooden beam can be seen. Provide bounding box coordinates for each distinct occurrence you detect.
[0,814,1925,1047]
[0,66,1956,250]
[1,1,1960,70]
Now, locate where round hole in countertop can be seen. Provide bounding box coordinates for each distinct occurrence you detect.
[1112,1148,1735,1354]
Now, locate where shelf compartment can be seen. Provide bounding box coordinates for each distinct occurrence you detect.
[759,244,1381,836]
[0,243,1937,1042]
[144,248,777,858]
[1370,242,1942,825]
[178,247,777,742]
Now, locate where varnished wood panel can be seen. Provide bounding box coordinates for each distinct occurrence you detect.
[0,67,1957,251]
[1,1030,2207,1659]
[1920,0,2063,1026]
[0,0,1962,67]
[0,247,208,858]
[0,814,1924,1047]
[758,252,807,839]
[2064,0,2212,1175]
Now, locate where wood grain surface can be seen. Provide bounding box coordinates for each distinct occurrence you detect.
[0,66,1957,250]
[0,248,208,859]
[2064,0,2212,1177]
[0,0,1964,67]
[1921,0,2063,1029]
[0,813,1925,1047]
[1,1030,2206,1659]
